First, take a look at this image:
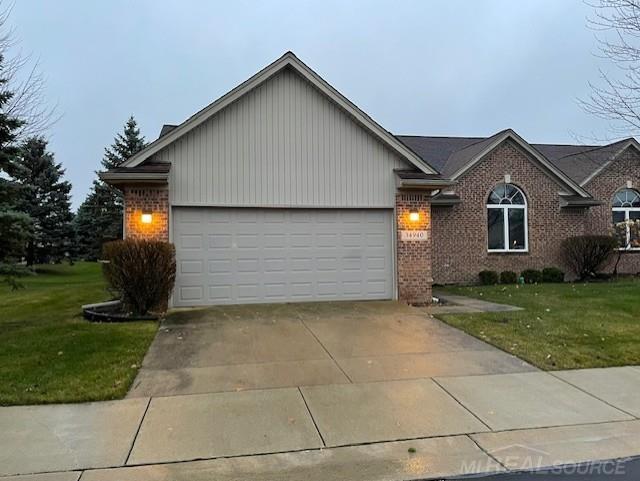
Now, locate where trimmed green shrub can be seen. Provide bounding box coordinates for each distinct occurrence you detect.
[499,270,518,284]
[521,269,542,284]
[560,235,618,280]
[479,270,499,285]
[102,240,176,315]
[542,267,565,283]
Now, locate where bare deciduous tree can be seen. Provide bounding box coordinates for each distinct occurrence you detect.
[0,2,57,139]
[583,0,640,136]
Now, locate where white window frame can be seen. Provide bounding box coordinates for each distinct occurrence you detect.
[487,185,529,253]
[612,206,640,251]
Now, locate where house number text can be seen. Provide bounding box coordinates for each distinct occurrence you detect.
[400,230,428,241]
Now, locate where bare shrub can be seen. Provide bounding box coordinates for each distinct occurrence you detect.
[561,235,618,280]
[102,240,176,315]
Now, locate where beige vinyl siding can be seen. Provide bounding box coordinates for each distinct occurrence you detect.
[156,67,410,207]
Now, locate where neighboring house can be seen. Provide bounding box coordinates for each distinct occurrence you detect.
[101,52,640,306]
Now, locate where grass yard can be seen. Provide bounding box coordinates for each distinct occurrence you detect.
[0,262,157,405]
[437,279,640,370]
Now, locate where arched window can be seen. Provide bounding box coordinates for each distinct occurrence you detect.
[612,188,640,249]
[487,184,528,252]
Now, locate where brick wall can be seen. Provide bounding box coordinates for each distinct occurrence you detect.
[432,139,587,284]
[123,186,170,241]
[584,147,640,274]
[396,192,432,304]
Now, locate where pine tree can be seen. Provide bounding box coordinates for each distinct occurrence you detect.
[73,116,146,259]
[102,116,146,170]
[14,137,73,265]
[0,53,31,265]
[73,180,119,260]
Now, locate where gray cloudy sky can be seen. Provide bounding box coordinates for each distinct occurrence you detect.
[14,0,617,208]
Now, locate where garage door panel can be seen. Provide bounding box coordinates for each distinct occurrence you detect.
[264,282,287,298]
[316,233,338,247]
[173,208,393,306]
[263,258,286,272]
[178,234,203,250]
[366,256,387,271]
[180,260,203,274]
[208,259,232,273]
[263,233,286,247]
[208,234,232,249]
[367,280,388,295]
[177,209,203,223]
[290,257,313,272]
[290,233,313,247]
[180,286,204,302]
[341,256,363,271]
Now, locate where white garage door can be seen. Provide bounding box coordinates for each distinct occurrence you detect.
[172,207,394,306]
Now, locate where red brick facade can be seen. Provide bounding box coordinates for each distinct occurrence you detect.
[123,186,170,241]
[584,148,640,274]
[433,140,585,284]
[396,192,433,304]
[432,140,640,284]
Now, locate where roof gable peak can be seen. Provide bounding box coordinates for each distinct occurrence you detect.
[121,51,436,174]
[445,128,590,198]
[580,137,640,186]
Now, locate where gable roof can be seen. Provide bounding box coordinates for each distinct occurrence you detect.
[398,133,640,190]
[396,130,640,198]
[439,130,508,179]
[122,52,436,175]
[395,136,483,172]
[554,138,640,186]
[399,135,602,175]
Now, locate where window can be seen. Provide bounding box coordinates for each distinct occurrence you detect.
[487,184,528,252]
[612,188,640,250]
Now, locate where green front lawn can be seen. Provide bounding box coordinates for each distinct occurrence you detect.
[438,279,640,370]
[0,262,157,405]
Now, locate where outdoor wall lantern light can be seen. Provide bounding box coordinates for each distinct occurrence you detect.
[141,211,153,224]
[409,210,420,222]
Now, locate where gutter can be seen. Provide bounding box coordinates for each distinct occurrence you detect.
[430,194,462,206]
[98,171,170,185]
[559,196,603,208]
[395,177,457,191]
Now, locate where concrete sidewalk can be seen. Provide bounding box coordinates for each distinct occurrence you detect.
[2,367,640,480]
[430,291,524,314]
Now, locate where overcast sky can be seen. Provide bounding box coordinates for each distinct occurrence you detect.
[13,0,619,208]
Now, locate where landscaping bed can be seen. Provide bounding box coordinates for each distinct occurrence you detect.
[437,279,640,370]
[82,300,159,322]
[0,262,157,405]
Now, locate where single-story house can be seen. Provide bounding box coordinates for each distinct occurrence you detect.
[101,52,640,307]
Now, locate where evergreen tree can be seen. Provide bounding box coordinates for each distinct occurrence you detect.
[102,116,146,171]
[74,116,146,259]
[14,137,73,265]
[73,180,118,260]
[0,53,31,265]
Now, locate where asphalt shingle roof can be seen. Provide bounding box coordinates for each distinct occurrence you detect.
[396,133,633,184]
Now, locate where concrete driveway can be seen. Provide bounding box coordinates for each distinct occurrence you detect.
[3,302,640,480]
[128,300,534,397]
